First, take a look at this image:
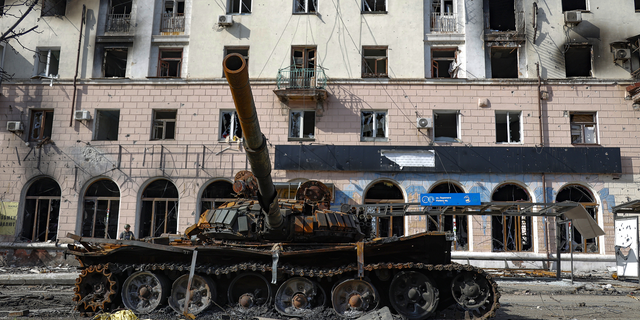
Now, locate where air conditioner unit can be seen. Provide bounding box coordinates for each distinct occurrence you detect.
[614,48,631,61]
[7,121,23,132]
[218,15,233,26]
[564,11,582,25]
[74,110,91,121]
[417,117,433,129]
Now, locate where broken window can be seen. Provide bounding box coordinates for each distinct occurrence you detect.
[103,48,127,78]
[488,0,515,31]
[426,182,468,251]
[140,179,179,238]
[291,46,317,88]
[223,47,249,77]
[106,0,132,33]
[490,47,518,78]
[362,0,386,13]
[152,110,177,140]
[562,0,587,12]
[433,110,459,142]
[0,0,4,16]
[361,110,387,141]
[81,179,120,239]
[29,110,54,142]
[34,49,60,78]
[431,0,456,32]
[495,111,521,144]
[294,0,317,13]
[161,0,185,33]
[365,181,404,237]
[431,48,457,78]
[491,184,532,252]
[289,110,315,140]
[201,180,235,214]
[157,49,182,77]
[556,185,598,253]
[228,0,251,14]
[219,110,242,141]
[565,45,592,77]
[570,112,598,144]
[41,0,66,17]
[21,177,61,242]
[362,46,388,78]
[636,0,640,11]
[94,110,120,141]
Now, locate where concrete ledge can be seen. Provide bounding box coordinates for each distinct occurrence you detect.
[0,273,79,285]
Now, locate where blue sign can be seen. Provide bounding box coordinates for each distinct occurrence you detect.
[420,193,481,206]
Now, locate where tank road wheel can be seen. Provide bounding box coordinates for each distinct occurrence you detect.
[331,279,380,318]
[122,271,170,313]
[388,271,439,320]
[73,265,118,313]
[227,273,272,309]
[168,274,217,315]
[450,271,498,319]
[275,277,326,316]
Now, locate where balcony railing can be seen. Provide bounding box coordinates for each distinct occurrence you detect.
[431,13,457,33]
[160,13,185,33]
[105,13,132,33]
[276,66,327,90]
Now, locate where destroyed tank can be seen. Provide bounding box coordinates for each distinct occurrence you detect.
[66,54,500,320]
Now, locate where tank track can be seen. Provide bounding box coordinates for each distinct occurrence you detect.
[74,262,500,319]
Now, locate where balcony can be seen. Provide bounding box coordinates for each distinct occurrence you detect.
[273,66,328,114]
[106,13,132,33]
[160,13,185,34]
[431,13,457,33]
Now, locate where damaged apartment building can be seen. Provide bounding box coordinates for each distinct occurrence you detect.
[1,0,640,272]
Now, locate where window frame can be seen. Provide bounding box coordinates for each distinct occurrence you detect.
[490,47,519,79]
[41,0,67,17]
[564,44,593,78]
[362,0,387,13]
[433,110,460,142]
[33,48,60,78]
[361,110,388,141]
[362,46,388,78]
[93,109,121,141]
[157,48,183,78]
[151,109,177,141]
[293,0,318,14]
[495,111,522,144]
[562,0,588,12]
[431,48,457,78]
[223,46,249,77]
[219,110,243,142]
[228,0,252,14]
[289,110,316,141]
[29,109,54,142]
[103,47,128,78]
[569,112,598,145]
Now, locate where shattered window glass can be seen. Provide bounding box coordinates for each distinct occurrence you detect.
[294,0,317,13]
[289,111,315,139]
[220,111,243,141]
[361,111,387,140]
[362,0,386,12]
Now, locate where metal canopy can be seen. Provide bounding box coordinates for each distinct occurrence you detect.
[355,201,582,218]
[612,200,640,214]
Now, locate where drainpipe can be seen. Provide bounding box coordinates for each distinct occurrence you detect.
[537,63,552,269]
[70,5,86,127]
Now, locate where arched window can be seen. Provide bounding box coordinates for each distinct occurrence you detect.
[201,180,235,214]
[428,182,468,251]
[81,179,120,239]
[364,181,404,237]
[140,179,178,238]
[556,185,598,253]
[491,183,532,252]
[22,177,61,242]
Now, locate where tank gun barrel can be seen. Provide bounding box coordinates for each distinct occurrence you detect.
[223,54,283,229]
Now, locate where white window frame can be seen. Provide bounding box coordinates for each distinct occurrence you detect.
[289,110,315,140]
[570,112,599,145]
[219,110,242,142]
[228,0,252,14]
[495,111,522,144]
[361,110,388,141]
[433,110,461,142]
[33,48,60,78]
[362,0,386,13]
[294,0,318,13]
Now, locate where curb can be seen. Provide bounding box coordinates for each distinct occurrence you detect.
[0,273,79,285]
